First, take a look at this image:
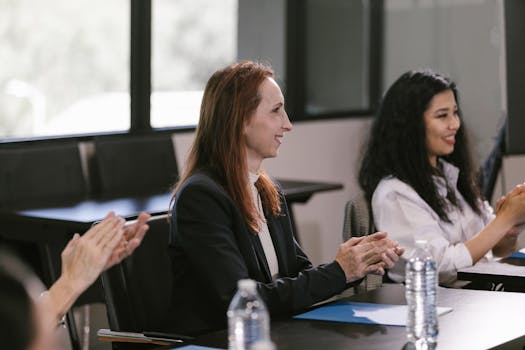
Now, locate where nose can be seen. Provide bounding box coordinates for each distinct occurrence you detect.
[282,111,293,132]
[449,114,460,131]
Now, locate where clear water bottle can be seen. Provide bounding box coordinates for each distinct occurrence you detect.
[227,279,270,350]
[251,340,276,350]
[405,240,438,349]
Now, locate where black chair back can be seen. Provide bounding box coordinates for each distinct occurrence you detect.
[0,142,86,208]
[94,134,178,197]
[101,214,173,333]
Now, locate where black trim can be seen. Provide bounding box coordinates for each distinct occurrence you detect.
[130,0,152,132]
[285,0,306,122]
[0,126,195,147]
[369,0,384,111]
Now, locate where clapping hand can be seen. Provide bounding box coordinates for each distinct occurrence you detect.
[335,231,404,283]
[104,211,150,269]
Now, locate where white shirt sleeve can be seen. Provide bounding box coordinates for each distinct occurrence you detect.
[372,179,473,286]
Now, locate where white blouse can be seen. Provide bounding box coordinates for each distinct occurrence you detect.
[249,172,280,280]
[372,160,494,287]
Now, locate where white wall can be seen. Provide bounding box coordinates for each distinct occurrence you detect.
[384,0,506,164]
[173,117,372,265]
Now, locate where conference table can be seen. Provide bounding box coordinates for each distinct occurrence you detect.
[457,254,525,292]
[164,283,525,350]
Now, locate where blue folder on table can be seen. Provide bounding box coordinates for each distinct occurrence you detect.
[294,301,452,327]
[169,346,223,350]
[509,248,525,259]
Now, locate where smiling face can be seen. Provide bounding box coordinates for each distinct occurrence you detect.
[424,89,460,168]
[244,77,293,172]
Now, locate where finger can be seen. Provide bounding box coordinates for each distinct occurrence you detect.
[62,233,81,256]
[101,224,125,255]
[361,244,387,265]
[84,212,116,241]
[365,262,385,275]
[65,233,81,250]
[95,215,125,245]
[122,212,150,241]
[124,238,142,257]
[343,236,365,247]
[123,217,150,242]
[381,251,398,269]
[98,217,125,249]
[85,215,120,250]
[362,231,388,242]
[394,246,405,256]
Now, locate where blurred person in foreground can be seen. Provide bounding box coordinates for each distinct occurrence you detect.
[0,211,150,350]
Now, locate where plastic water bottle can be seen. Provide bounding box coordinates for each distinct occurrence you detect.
[405,240,438,349]
[227,279,270,350]
[251,340,276,350]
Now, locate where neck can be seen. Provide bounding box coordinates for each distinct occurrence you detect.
[246,155,262,174]
[429,155,438,168]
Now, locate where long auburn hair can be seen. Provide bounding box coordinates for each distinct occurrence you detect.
[172,61,281,233]
[359,70,482,222]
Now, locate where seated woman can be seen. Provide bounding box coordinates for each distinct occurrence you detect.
[358,69,525,287]
[0,212,150,350]
[167,61,403,335]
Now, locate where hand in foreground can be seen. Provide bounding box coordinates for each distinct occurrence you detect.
[45,212,125,322]
[105,211,151,269]
[335,231,403,283]
[60,212,125,293]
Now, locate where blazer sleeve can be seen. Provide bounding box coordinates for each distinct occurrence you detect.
[172,179,347,318]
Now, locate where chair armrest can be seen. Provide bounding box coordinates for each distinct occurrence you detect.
[97,328,183,346]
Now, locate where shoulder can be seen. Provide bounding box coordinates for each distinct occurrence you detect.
[372,176,422,205]
[373,176,415,197]
[178,172,224,195]
[174,172,232,207]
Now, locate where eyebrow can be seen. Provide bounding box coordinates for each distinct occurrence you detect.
[434,106,457,113]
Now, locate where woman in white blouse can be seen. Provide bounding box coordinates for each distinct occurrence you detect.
[358,69,525,287]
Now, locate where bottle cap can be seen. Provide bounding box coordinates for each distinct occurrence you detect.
[238,279,257,292]
[415,240,428,249]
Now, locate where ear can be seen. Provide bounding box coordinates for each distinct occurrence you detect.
[243,118,251,135]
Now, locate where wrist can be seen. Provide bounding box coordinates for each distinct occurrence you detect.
[47,275,83,322]
[492,212,516,234]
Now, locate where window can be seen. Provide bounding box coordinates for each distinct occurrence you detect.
[286,0,383,121]
[0,0,129,138]
[151,0,238,128]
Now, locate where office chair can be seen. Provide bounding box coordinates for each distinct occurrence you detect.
[99,213,190,349]
[478,117,506,203]
[93,134,178,197]
[342,191,383,293]
[0,142,87,208]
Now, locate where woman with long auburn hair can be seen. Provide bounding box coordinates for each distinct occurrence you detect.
[359,69,525,288]
[167,61,403,335]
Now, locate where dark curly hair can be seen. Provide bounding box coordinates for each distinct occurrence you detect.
[358,70,482,222]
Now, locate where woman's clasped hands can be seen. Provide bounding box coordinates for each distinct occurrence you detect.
[335,231,404,283]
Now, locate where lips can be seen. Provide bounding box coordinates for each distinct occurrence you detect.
[275,135,283,145]
[444,135,455,145]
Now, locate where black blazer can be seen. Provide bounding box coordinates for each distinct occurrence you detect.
[166,171,347,335]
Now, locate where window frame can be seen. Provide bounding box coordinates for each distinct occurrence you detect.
[1,0,384,145]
